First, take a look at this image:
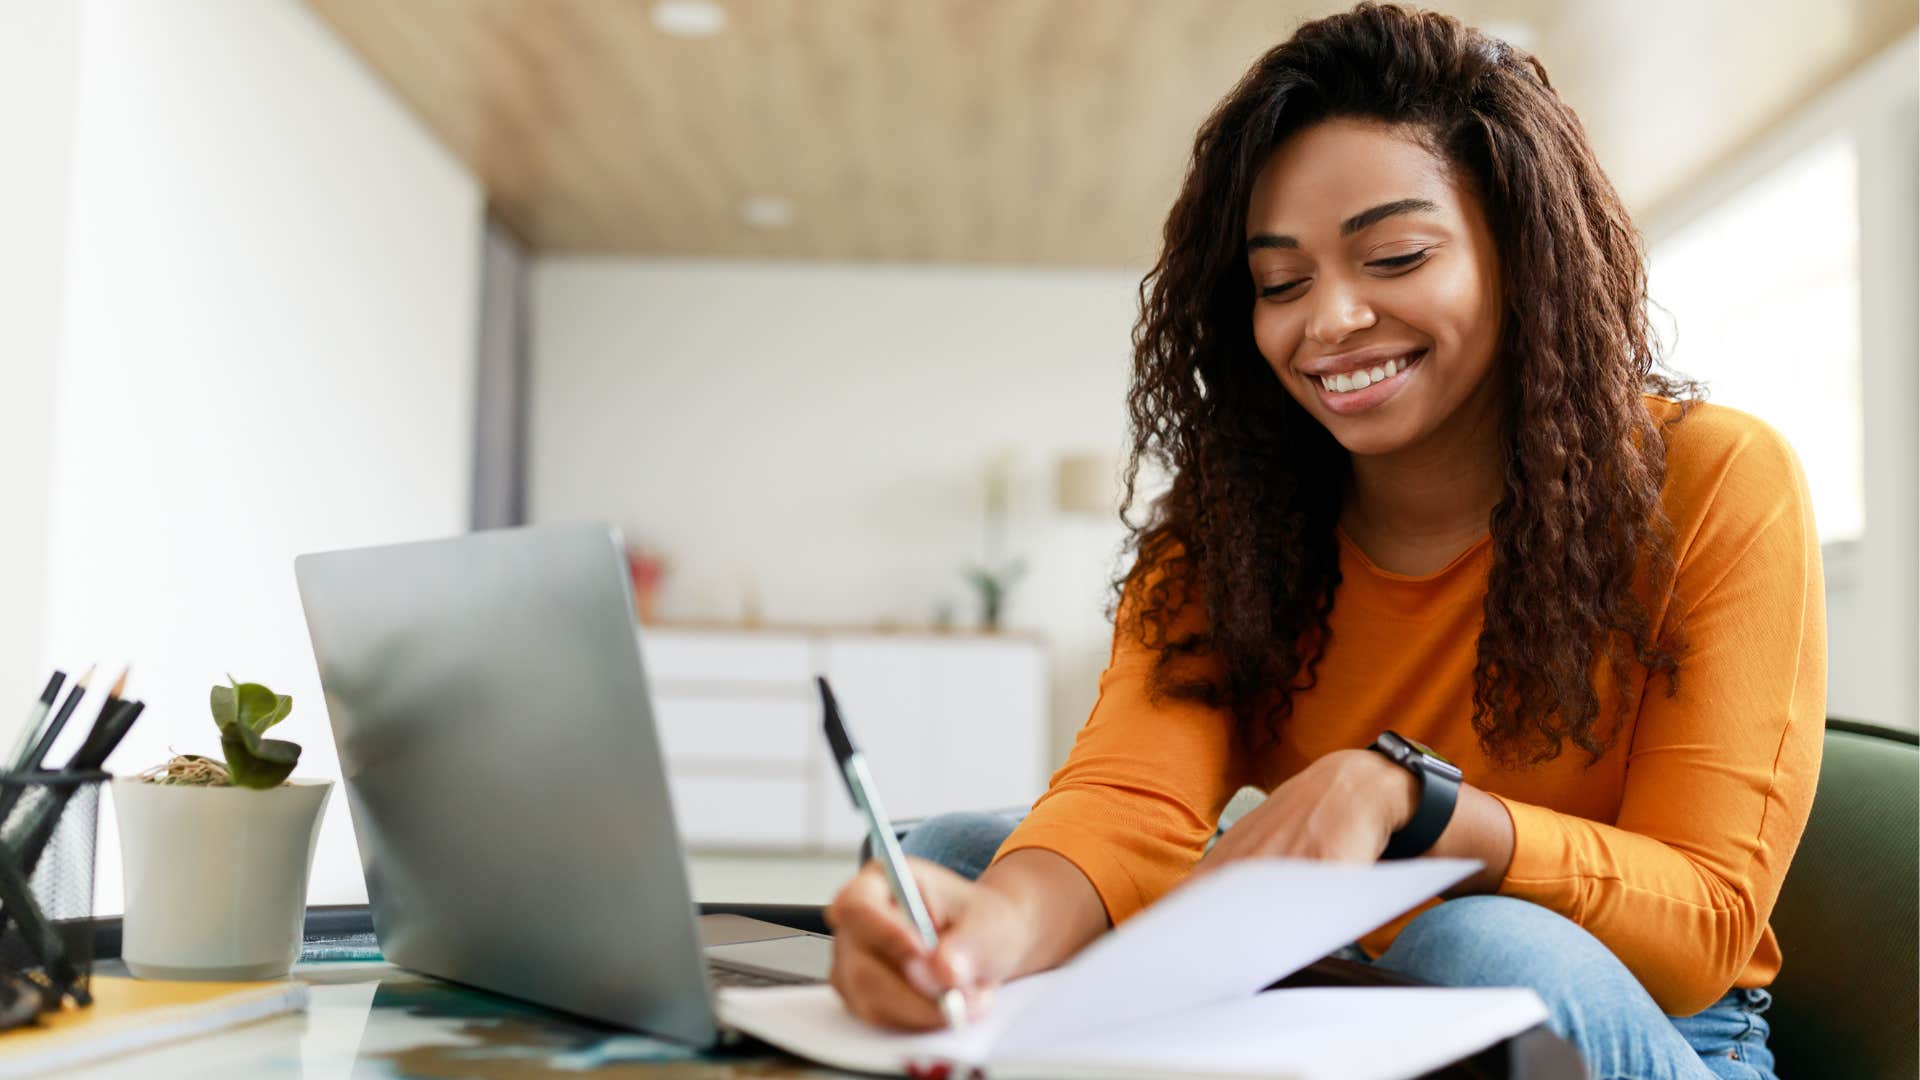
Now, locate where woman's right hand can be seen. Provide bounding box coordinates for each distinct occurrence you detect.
[822,856,1031,1031]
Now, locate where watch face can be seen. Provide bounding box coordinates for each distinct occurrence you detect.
[1377,731,1464,781]
[1373,731,1407,759]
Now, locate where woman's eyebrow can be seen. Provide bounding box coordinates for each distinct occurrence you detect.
[1246,197,1442,252]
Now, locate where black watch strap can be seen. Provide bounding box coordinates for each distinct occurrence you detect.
[1370,731,1462,860]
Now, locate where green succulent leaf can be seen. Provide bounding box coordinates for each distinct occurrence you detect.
[209,677,301,788]
[210,682,239,734]
[221,721,300,789]
[233,681,292,733]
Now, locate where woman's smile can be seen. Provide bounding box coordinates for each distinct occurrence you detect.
[1307,347,1427,415]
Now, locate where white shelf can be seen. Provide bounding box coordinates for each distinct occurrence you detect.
[640,626,1048,853]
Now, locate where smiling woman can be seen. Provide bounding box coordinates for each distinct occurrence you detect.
[1245,133,1504,450]
[829,6,1825,1078]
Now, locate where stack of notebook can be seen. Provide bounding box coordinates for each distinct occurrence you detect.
[0,976,308,1077]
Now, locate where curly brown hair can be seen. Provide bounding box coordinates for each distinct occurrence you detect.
[1119,3,1698,768]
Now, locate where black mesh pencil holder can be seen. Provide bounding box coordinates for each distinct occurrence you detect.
[0,769,106,1027]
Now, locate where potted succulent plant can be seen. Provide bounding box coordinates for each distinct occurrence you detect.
[113,678,330,980]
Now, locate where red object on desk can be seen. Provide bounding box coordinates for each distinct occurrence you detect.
[625,546,667,624]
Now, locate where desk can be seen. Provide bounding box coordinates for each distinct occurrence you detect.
[66,905,1581,1078]
[66,958,834,1079]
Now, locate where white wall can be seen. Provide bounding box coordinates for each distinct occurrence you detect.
[0,0,81,741]
[529,259,1140,760]
[31,0,483,912]
[1845,81,1919,731]
[1646,34,1919,730]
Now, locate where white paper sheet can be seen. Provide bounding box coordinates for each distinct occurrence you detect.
[718,975,1041,1075]
[719,857,1487,1076]
[994,987,1550,1080]
[991,858,1479,1055]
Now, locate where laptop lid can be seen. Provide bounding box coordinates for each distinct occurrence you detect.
[296,522,722,1045]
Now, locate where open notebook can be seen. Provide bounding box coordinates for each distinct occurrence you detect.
[719,859,1549,1080]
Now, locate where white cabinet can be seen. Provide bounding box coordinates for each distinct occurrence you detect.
[639,626,1048,853]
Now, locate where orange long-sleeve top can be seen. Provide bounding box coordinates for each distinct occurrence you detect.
[992,398,1826,1017]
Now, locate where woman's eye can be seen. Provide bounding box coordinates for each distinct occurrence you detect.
[1369,249,1432,271]
[1259,250,1431,301]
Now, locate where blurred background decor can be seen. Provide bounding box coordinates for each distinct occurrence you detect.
[1053,452,1120,520]
[625,544,671,625]
[965,451,1026,633]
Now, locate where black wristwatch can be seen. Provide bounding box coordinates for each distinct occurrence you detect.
[1369,731,1463,860]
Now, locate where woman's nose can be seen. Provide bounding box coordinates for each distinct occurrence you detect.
[1305,276,1378,346]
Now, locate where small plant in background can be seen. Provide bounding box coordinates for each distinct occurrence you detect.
[963,450,1026,631]
[138,678,301,789]
[964,560,1026,632]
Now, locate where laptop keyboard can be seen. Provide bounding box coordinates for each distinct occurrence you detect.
[709,961,812,988]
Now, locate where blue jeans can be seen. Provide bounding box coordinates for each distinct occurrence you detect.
[901,811,1777,1080]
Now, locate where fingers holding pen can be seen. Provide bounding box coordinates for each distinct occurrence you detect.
[828,933,949,1031]
[826,857,1015,1027]
[826,859,967,1027]
[825,861,933,964]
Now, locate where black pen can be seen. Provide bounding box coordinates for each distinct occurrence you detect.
[819,676,968,1029]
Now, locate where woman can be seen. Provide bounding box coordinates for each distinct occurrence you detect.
[825,6,1823,1078]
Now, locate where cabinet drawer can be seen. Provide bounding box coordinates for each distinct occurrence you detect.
[641,630,814,687]
[653,697,813,765]
[667,774,811,849]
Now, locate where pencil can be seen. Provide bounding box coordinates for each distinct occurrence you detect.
[102,667,128,716]
[95,699,145,766]
[78,668,129,761]
[23,665,92,772]
[72,699,144,772]
[6,671,66,771]
[69,668,130,770]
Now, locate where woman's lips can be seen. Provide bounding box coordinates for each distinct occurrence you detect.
[1309,349,1426,416]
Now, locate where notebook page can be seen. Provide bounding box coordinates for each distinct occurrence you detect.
[992,986,1549,1080]
[991,858,1478,1057]
[716,968,1062,1076]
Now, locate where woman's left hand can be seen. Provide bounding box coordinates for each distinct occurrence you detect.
[1194,748,1418,873]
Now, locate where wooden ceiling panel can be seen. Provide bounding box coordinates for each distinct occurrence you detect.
[307,0,1915,266]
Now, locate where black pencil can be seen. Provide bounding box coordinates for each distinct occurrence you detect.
[23,665,93,773]
[6,670,66,771]
[74,699,144,772]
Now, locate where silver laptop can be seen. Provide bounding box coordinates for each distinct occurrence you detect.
[295,522,831,1047]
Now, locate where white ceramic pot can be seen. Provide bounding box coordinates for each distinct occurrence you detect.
[113,777,331,981]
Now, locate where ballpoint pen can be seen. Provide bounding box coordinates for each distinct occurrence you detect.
[817,676,970,1030]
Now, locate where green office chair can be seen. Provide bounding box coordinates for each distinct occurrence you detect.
[1762,718,1918,1079]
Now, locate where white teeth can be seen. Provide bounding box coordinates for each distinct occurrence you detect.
[1319,351,1421,394]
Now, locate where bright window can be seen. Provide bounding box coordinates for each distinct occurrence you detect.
[1647,133,1864,543]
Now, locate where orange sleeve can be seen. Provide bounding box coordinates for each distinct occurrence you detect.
[989,548,1246,926]
[1492,418,1827,1016]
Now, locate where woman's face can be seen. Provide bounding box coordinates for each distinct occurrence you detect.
[1246,118,1505,459]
